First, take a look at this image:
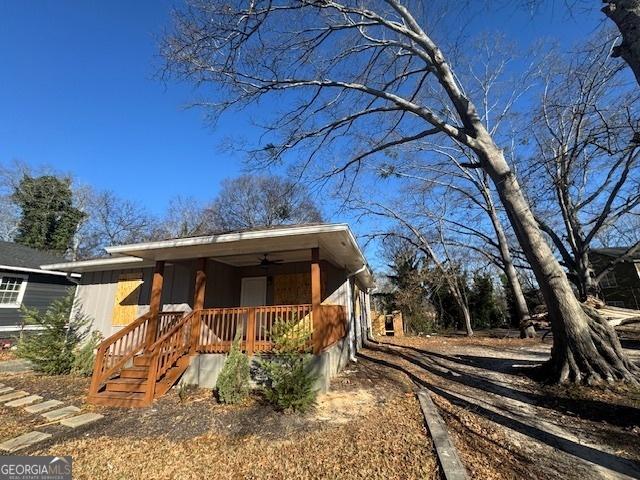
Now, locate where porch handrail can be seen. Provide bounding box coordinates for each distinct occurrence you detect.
[156,311,185,341]
[89,312,151,396]
[145,309,199,403]
[89,310,187,397]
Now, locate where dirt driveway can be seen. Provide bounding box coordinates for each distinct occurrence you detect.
[361,333,640,480]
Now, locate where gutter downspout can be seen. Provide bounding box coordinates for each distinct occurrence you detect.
[347,265,368,361]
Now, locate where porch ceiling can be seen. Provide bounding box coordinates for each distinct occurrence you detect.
[41,224,375,287]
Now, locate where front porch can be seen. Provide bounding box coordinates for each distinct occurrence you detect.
[88,247,348,407]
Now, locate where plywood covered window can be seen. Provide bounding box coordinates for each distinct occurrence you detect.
[273,272,325,305]
[112,272,143,326]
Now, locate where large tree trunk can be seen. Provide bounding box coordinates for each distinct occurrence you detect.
[575,250,599,301]
[478,140,638,383]
[460,301,474,337]
[603,0,640,87]
[484,188,536,338]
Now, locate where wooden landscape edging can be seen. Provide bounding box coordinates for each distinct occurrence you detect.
[416,389,469,480]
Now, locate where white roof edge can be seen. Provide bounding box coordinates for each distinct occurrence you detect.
[41,256,146,272]
[105,223,350,255]
[342,227,374,282]
[38,223,375,285]
[0,264,81,278]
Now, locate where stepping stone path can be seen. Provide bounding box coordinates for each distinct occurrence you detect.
[41,405,81,421]
[0,431,52,453]
[0,384,105,452]
[60,413,104,429]
[5,394,42,407]
[24,399,64,413]
[0,390,29,402]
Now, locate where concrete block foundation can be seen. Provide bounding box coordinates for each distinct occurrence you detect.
[181,340,352,393]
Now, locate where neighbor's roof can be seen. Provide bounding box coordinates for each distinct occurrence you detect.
[592,247,640,261]
[0,241,78,277]
[41,223,374,287]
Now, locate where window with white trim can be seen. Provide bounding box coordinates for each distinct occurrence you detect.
[600,271,617,288]
[0,274,28,308]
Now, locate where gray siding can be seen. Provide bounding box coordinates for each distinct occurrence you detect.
[0,269,75,332]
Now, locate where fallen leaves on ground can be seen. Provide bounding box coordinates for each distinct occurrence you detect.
[0,362,437,480]
[36,394,437,480]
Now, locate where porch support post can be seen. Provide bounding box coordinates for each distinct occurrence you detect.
[191,258,207,353]
[146,260,165,347]
[311,247,323,354]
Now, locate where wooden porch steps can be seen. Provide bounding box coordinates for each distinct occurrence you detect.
[88,354,192,408]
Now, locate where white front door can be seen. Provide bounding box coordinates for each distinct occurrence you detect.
[240,277,267,307]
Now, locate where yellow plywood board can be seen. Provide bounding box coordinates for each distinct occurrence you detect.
[112,273,143,326]
[274,273,311,305]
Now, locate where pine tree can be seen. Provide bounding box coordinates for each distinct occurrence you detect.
[216,333,251,404]
[259,318,318,413]
[16,292,92,375]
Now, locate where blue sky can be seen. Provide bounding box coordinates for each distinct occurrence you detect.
[0,0,606,233]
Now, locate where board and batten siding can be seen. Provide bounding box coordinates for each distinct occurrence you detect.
[73,258,368,340]
[0,269,75,334]
[74,264,198,339]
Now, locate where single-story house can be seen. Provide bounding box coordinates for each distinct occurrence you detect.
[0,241,78,339]
[43,223,375,407]
[591,247,640,309]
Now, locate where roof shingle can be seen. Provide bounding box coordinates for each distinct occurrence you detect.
[0,241,68,270]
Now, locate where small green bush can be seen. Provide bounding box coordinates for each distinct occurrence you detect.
[259,318,318,413]
[16,291,93,375]
[71,331,102,376]
[216,333,251,404]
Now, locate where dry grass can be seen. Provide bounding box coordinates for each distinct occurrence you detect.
[35,394,437,480]
[369,333,640,480]
[1,363,438,480]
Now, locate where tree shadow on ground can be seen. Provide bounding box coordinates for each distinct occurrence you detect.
[358,350,640,479]
[391,343,545,374]
[372,341,640,428]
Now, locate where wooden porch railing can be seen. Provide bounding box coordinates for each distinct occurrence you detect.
[89,304,347,402]
[195,304,348,354]
[196,304,313,354]
[156,311,185,340]
[145,310,198,403]
[88,310,185,396]
[89,313,149,397]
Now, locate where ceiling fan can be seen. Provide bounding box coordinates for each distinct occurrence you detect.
[258,253,284,268]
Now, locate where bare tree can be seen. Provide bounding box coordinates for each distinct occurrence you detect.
[370,37,537,336]
[210,174,323,231]
[74,190,156,259]
[527,34,640,301]
[379,144,536,338]
[163,0,638,383]
[360,199,474,335]
[154,195,215,239]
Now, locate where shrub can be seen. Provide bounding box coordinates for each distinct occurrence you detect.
[216,332,251,404]
[259,318,318,413]
[71,331,102,376]
[16,291,92,375]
